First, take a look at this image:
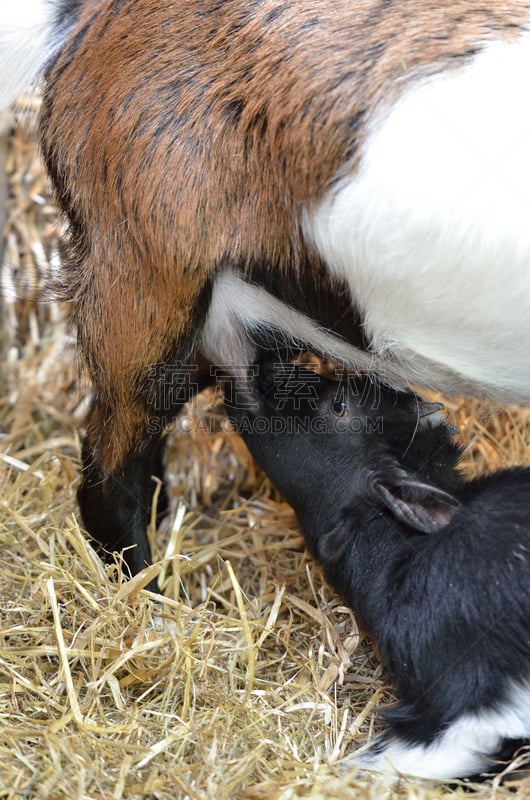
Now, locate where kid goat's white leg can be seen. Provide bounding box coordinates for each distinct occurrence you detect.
[358,680,530,781]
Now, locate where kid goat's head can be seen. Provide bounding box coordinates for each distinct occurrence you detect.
[229,360,463,535]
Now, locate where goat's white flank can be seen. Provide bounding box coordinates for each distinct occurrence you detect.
[306,34,530,403]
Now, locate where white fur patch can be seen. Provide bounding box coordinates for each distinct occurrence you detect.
[0,0,61,109]
[201,270,384,375]
[357,681,530,781]
[305,33,530,404]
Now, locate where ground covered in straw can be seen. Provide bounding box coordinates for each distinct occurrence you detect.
[1,108,530,800]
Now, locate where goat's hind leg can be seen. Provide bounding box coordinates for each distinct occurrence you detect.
[73,259,212,592]
[78,359,211,593]
[78,420,162,591]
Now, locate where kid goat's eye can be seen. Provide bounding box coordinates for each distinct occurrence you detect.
[331,398,346,416]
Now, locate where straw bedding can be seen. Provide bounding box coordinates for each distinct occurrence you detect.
[1,103,529,800]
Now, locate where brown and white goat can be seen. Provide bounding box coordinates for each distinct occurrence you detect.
[2,0,530,586]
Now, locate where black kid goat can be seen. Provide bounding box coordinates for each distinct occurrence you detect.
[228,361,530,781]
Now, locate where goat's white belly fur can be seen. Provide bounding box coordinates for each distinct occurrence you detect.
[306,33,530,403]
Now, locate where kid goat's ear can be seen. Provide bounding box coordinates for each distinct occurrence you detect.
[372,467,460,534]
